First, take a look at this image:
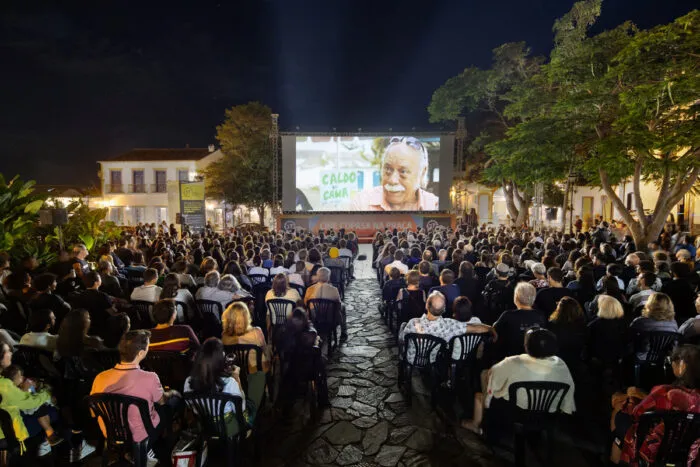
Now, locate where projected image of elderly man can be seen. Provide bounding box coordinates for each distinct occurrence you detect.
[351,136,439,211]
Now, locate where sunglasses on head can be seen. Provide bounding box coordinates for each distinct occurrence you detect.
[389,136,426,154]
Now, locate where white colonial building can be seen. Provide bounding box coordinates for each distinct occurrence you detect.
[95,146,229,228]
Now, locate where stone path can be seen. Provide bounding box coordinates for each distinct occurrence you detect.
[255,278,501,467]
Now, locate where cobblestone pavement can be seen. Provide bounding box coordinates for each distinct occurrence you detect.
[255,278,502,467]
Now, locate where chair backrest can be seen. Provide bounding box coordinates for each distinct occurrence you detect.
[266,299,296,327]
[140,351,191,391]
[174,300,190,325]
[448,333,484,363]
[12,345,60,380]
[183,392,245,441]
[223,344,263,389]
[635,331,679,363]
[508,381,570,414]
[87,393,154,446]
[308,299,338,330]
[289,283,305,298]
[0,298,28,336]
[196,300,223,319]
[635,411,700,466]
[402,333,447,369]
[248,274,269,287]
[130,300,155,329]
[327,266,344,284]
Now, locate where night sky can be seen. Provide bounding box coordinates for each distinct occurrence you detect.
[0,0,696,185]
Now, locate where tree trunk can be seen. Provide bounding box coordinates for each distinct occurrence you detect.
[598,163,699,251]
[515,195,531,228]
[502,180,520,221]
[256,205,265,226]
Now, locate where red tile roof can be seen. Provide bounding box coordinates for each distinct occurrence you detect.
[108,148,213,162]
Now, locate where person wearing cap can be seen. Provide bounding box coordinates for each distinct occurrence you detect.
[324,247,346,271]
[480,263,516,324]
[461,328,575,438]
[528,263,549,289]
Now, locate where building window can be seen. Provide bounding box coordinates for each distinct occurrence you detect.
[109,170,123,193]
[133,206,146,224]
[132,170,145,193]
[178,169,190,182]
[109,207,124,225]
[154,170,167,193]
[156,207,167,224]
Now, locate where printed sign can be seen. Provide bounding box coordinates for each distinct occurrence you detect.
[179,181,206,231]
[319,170,360,206]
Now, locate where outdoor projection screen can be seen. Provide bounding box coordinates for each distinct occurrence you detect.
[282,134,454,212]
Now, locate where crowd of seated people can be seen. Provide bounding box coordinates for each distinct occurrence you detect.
[0,226,359,463]
[376,221,700,465]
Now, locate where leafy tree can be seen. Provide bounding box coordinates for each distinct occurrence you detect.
[47,202,121,254]
[204,102,274,224]
[428,42,545,225]
[0,175,48,264]
[497,1,699,247]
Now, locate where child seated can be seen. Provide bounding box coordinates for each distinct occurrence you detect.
[1,365,63,447]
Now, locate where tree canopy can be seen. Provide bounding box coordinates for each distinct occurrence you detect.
[203,102,274,224]
[428,0,699,244]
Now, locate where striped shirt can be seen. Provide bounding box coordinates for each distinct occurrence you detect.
[148,325,200,354]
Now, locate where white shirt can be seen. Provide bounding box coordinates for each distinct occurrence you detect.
[338,248,353,259]
[629,289,654,310]
[384,260,409,276]
[248,266,269,277]
[269,266,290,276]
[130,284,162,303]
[486,354,576,414]
[195,287,235,311]
[184,376,245,412]
[288,273,305,287]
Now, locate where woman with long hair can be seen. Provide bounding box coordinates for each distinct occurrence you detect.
[184,337,250,433]
[221,303,270,373]
[56,309,105,357]
[548,296,587,366]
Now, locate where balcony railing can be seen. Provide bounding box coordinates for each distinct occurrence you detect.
[128,184,147,193]
[152,183,168,193]
[105,184,123,193]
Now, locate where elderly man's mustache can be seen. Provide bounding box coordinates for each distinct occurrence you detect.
[384,184,406,193]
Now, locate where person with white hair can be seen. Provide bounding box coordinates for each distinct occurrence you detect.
[492,282,546,359]
[195,270,236,311]
[351,137,438,211]
[303,267,348,342]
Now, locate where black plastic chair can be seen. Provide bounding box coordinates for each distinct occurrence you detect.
[130,300,155,329]
[126,269,145,288]
[506,381,571,467]
[141,350,191,391]
[12,345,61,382]
[308,299,340,358]
[183,392,247,467]
[0,297,28,336]
[339,255,354,284]
[447,333,485,390]
[174,300,191,325]
[87,393,155,467]
[196,300,224,339]
[282,344,325,418]
[634,410,700,467]
[399,333,447,407]
[289,283,305,298]
[224,344,264,391]
[248,274,270,287]
[326,266,345,300]
[266,299,295,327]
[633,331,679,389]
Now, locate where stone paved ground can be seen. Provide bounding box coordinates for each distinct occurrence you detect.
[253,277,503,467]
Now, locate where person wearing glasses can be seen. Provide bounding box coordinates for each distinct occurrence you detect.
[351,136,438,211]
